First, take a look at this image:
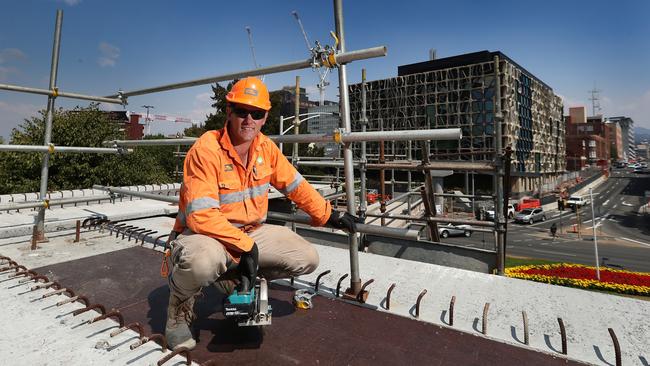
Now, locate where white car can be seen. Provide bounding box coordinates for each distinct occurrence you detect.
[485,204,516,220]
[567,196,589,208]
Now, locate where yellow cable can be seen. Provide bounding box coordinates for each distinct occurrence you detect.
[330,31,339,49]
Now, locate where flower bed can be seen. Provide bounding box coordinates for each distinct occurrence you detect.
[505,263,650,296]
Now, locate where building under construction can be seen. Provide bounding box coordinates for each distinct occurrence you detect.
[349,50,566,196]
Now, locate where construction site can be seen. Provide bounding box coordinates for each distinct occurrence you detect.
[0,2,648,366]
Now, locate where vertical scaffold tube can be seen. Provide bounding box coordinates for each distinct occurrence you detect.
[35,10,63,243]
[334,0,361,294]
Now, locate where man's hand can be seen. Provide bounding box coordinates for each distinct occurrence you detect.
[327,209,363,233]
[237,242,259,293]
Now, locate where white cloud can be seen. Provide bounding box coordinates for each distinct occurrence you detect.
[0,66,19,81]
[60,0,82,6]
[97,42,120,67]
[0,48,27,64]
[187,92,214,122]
[0,101,41,139]
[0,48,27,81]
[602,90,650,128]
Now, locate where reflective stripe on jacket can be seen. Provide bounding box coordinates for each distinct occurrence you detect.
[173,127,332,258]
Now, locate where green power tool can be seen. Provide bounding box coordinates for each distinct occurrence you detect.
[223,278,272,326]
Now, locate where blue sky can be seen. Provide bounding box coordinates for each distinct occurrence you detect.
[1,0,649,139]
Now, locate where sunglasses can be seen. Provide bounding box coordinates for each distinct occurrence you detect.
[231,106,266,120]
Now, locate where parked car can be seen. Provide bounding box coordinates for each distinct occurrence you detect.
[485,204,516,220]
[567,195,589,208]
[438,223,473,238]
[514,208,546,224]
[633,166,647,174]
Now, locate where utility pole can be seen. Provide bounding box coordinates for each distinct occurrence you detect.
[589,188,601,280]
[588,85,602,117]
[141,105,154,136]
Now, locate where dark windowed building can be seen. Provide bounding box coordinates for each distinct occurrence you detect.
[349,50,565,195]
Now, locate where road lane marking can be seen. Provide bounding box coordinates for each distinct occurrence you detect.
[623,201,634,206]
[613,204,618,209]
[620,237,650,248]
[603,199,610,206]
[532,249,577,257]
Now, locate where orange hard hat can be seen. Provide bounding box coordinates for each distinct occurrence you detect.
[226,77,271,111]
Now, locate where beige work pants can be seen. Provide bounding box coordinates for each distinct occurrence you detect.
[168,224,319,299]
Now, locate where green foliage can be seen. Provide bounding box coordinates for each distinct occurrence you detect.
[0,104,173,194]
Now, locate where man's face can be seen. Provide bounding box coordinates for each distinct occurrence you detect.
[226,103,268,145]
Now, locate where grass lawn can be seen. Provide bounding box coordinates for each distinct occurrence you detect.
[505,256,560,268]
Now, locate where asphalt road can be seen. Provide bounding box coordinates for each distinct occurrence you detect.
[439,168,650,272]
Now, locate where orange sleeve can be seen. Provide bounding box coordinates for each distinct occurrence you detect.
[268,143,332,226]
[182,147,254,254]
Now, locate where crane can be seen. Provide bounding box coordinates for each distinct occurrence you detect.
[245,26,265,81]
[291,10,330,105]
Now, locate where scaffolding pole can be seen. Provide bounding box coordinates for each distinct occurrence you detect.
[34,10,63,243]
[333,0,362,295]
[359,68,368,220]
[296,160,493,172]
[105,46,387,99]
[92,185,180,204]
[104,128,462,147]
[291,76,300,233]
[0,144,129,154]
[0,83,123,105]
[494,55,506,275]
[276,128,462,144]
[266,212,420,241]
[0,195,116,212]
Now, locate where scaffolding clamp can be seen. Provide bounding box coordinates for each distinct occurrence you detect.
[51,87,59,98]
[311,36,339,69]
[333,128,343,144]
[48,143,55,154]
[117,90,128,106]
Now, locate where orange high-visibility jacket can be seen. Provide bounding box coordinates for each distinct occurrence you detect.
[173,127,332,258]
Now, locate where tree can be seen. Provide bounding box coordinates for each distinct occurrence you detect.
[0,104,172,194]
[184,81,233,137]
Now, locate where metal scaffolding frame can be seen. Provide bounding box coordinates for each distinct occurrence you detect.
[0,1,511,296]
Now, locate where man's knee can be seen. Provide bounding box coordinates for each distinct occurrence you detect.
[172,234,229,288]
[295,245,319,275]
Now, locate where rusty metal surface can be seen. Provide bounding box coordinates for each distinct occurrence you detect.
[35,247,584,365]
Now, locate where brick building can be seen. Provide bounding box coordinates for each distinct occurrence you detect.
[565,107,610,170]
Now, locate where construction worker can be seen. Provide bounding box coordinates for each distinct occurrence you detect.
[165,77,360,350]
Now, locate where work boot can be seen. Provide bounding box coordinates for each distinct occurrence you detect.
[165,293,197,351]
